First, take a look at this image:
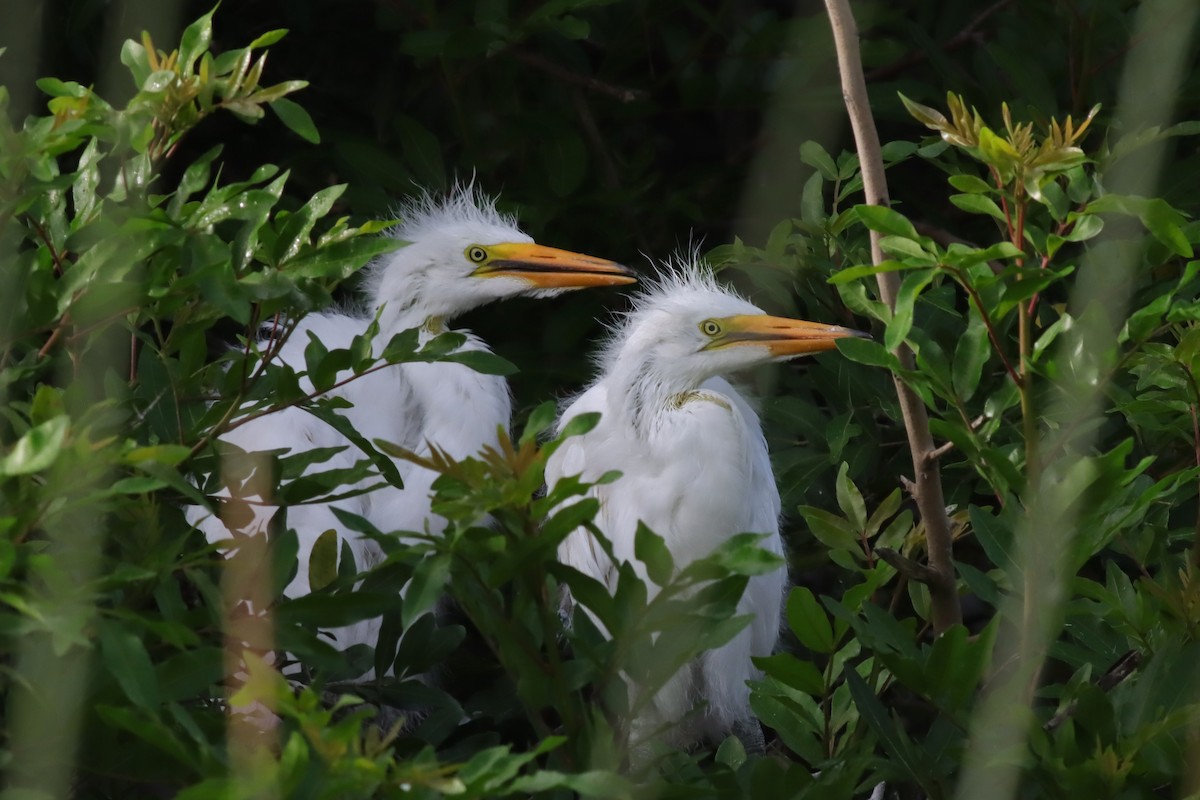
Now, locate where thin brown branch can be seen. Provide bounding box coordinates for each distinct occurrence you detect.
[37,321,66,359]
[913,221,1004,274]
[509,49,648,103]
[953,268,1023,388]
[865,0,1015,82]
[876,547,941,584]
[824,0,962,633]
[1044,650,1142,731]
[925,438,958,464]
[29,217,67,277]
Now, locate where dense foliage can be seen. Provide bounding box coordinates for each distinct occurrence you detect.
[3,1,1200,798]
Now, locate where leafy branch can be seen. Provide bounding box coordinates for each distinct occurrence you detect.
[822,0,962,634]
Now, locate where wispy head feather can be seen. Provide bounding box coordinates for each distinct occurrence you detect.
[595,254,755,363]
[391,181,518,244]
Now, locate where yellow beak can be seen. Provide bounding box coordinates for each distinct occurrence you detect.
[718,314,870,357]
[474,242,637,288]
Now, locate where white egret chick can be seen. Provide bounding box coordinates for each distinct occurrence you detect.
[192,185,635,661]
[548,260,865,748]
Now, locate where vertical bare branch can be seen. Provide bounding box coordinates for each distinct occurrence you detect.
[822,0,962,633]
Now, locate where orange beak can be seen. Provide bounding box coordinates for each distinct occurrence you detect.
[715,314,870,357]
[474,242,636,288]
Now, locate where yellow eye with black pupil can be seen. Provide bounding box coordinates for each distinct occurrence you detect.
[701,320,722,336]
[467,246,488,263]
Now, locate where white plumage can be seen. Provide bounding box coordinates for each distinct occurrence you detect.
[190,185,634,667]
[548,260,864,747]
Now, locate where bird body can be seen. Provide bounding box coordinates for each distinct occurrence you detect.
[549,263,863,746]
[190,185,633,669]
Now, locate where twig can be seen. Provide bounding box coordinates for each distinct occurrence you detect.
[509,49,648,103]
[824,0,962,633]
[1043,650,1142,731]
[913,221,1004,274]
[925,414,986,464]
[37,320,67,359]
[876,547,941,584]
[953,268,1023,388]
[925,439,957,464]
[865,0,1015,82]
[29,217,66,276]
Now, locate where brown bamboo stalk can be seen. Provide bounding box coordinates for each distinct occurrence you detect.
[822,0,962,633]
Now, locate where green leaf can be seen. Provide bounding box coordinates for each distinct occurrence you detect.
[845,669,942,793]
[142,69,177,93]
[948,173,993,194]
[270,97,320,144]
[952,309,989,400]
[439,349,518,376]
[753,653,825,695]
[885,269,935,351]
[1,416,69,476]
[786,587,836,654]
[800,172,825,225]
[634,523,674,587]
[520,401,558,445]
[692,533,785,578]
[977,126,1020,174]
[1063,213,1104,242]
[99,621,161,710]
[854,204,920,239]
[829,259,920,284]
[178,6,216,74]
[750,687,824,763]
[879,235,936,264]
[559,411,601,440]
[949,193,1007,222]
[248,29,289,50]
[1088,194,1194,257]
[308,528,339,591]
[715,735,747,769]
[277,591,400,628]
[836,336,903,370]
[404,553,451,628]
[275,184,348,264]
[899,92,950,131]
[800,140,838,180]
[969,504,1018,575]
[834,463,867,531]
[120,38,152,86]
[108,476,170,495]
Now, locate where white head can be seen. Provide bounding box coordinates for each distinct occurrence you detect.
[598,256,867,395]
[364,184,635,327]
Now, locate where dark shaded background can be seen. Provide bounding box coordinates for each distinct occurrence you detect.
[5,0,1198,550]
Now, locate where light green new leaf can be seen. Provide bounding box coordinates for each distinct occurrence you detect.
[1,416,69,476]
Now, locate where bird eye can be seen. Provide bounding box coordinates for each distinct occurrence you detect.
[466,245,488,263]
[700,319,723,337]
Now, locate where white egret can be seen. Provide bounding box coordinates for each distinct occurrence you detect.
[547,260,865,749]
[191,185,635,665]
